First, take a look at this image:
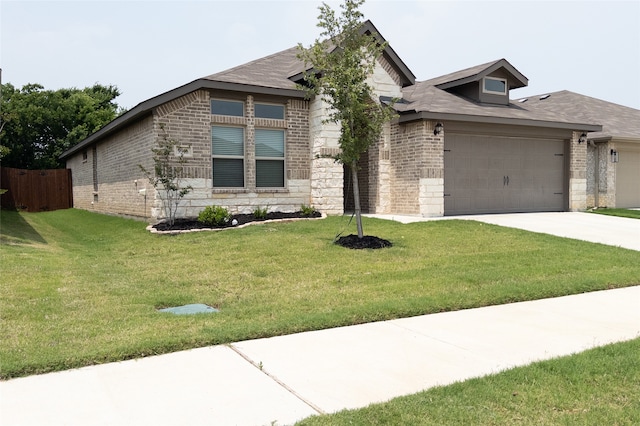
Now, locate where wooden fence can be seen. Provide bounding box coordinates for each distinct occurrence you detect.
[0,167,73,212]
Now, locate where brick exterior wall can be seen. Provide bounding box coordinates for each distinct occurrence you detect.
[388,120,444,215]
[67,115,156,217]
[66,91,312,220]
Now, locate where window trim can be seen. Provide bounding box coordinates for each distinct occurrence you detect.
[482,77,508,95]
[211,125,246,188]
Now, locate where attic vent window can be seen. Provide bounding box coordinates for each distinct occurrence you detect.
[482,77,507,95]
[540,94,551,100]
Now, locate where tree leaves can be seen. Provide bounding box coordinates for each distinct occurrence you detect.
[0,82,122,169]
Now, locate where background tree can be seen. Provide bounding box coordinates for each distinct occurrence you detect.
[297,0,396,239]
[0,83,122,169]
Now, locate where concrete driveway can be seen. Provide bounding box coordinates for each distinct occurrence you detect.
[367,212,640,251]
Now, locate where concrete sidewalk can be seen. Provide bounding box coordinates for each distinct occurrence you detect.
[2,286,639,426]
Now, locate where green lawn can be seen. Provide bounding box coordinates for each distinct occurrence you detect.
[297,337,640,425]
[1,209,639,379]
[588,208,640,219]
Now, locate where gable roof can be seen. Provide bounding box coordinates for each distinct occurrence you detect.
[61,20,415,160]
[513,91,640,141]
[286,20,415,87]
[392,60,601,132]
[426,58,528,90]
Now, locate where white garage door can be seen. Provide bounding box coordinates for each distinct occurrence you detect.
[444,134,566,215]
[616,146,640,208]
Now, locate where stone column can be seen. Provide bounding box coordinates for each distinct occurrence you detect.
[569,131,587,211]
[309,97,344,215]
[419,121,445,217]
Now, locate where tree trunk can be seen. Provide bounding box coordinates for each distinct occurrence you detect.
[350,160,364,238]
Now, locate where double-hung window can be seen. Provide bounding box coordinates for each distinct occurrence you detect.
[255,103,285,188]
[255,129,285,187]
[210,99,286,189]
[211,99,245,188]
[212,126,244,187]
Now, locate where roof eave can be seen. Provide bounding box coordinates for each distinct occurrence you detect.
[398,111,603,132]
[60,79,306,160]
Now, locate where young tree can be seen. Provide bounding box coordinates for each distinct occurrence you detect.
[139,124,192,227]
[297,0,396,238]
[0,83,122,169]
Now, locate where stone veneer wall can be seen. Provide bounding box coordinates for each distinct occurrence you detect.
[569,131,587,211]
[586,142,615,207]
[309,96,343,215]
[309,55,404,215]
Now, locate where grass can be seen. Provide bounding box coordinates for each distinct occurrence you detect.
[297,337,640,425]
[1,208,639,379]
[588,208,640,219]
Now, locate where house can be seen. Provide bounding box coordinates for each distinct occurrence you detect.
[60,21,639,221]
[512,91,640,209]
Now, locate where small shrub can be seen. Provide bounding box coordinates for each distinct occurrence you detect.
[253,206,269,220]
[300,204,317,217]
[198,206,232,227]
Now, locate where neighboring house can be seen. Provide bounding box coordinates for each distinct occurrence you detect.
[60,21,639,221]
[514,91,640,208]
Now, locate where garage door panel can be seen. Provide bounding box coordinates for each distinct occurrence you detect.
[445,135,565,215]
[616,149,640,208]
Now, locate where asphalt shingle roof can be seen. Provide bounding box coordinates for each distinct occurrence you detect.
[512,90,640,140]
[396,82,600,129]
[203,47,303,91]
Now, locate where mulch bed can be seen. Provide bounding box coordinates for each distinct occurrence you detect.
[335,234,393,250]
[151,211,392,249]
[152,211,322,232]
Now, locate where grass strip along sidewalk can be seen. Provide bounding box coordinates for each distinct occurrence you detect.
[297,338,640,425]
[1,209,639,379]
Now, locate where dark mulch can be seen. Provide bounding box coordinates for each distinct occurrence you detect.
[152,210,322,232]
[335,234,393,250]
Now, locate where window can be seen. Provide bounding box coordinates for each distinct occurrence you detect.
[255,103,285,120]
[211,99,244,116]
[212,126,244,187]
[255,129,285,187]
[483,77,507,95]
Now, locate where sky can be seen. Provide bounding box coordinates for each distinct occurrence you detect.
[2,0,640,110]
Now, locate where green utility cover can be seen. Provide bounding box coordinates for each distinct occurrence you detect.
[158,304,219,315]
